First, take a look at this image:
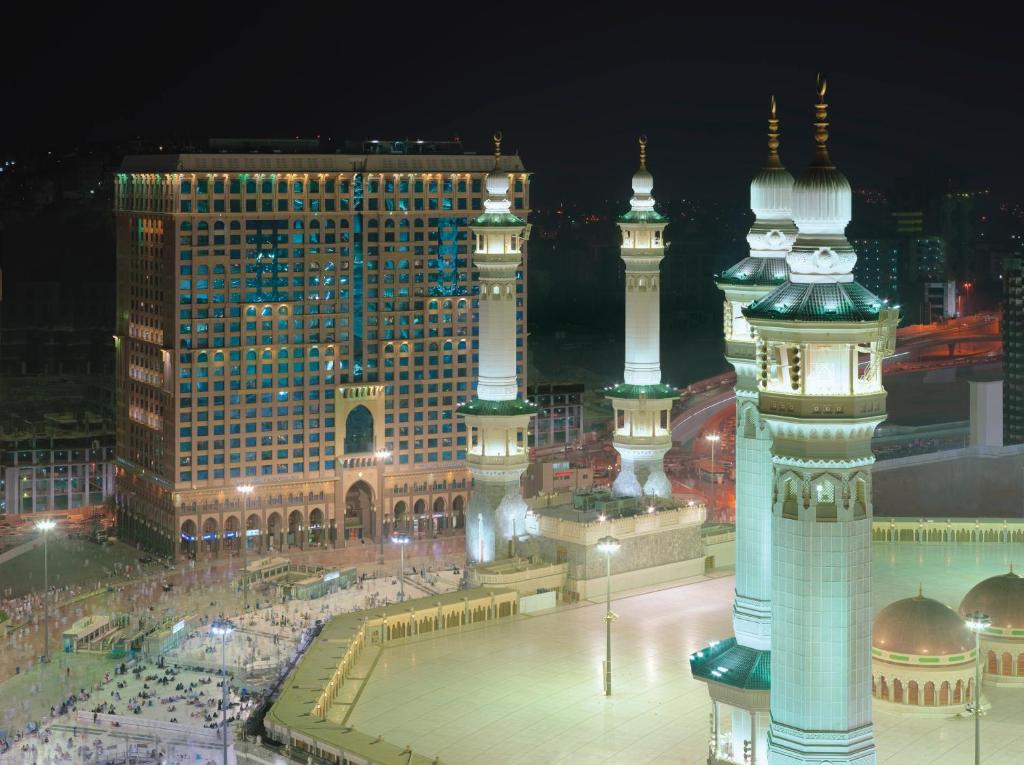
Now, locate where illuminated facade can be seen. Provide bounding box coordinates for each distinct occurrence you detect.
[113,145,529,556]
[691,98,795,765]
[745,81,898,764]
[609,139,676,498]
[458,135,536,564]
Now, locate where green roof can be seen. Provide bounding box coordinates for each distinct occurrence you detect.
[457,398,540,416]
[689,637,771,690]
[743,280,886,322]
[604,383,678,400]
[471,211,525,228]
[617,209,668,224]
[717,256,789,287]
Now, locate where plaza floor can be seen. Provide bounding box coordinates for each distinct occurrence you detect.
[347,542,1024,765]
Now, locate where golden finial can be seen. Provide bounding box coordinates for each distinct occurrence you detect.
[492,131,502,168]
[639,135,648,170]
[814,73,831,165]
[767,95,781,166]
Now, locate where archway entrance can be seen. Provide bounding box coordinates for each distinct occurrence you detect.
[288,510,303,548]
[413,499,426,536]
[309,508,325,546]
[392,501,407,537]
[345,481,373,541]
[246,514,261,552]
[180,520,197,558]
[432,497,446,534]
[202,517,218,555]
[344,406,374,454]
[224,516,239,554]
[453,496,465,529]
[267,512,282,551]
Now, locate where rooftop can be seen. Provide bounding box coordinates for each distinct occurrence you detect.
[744,279,886,322]
[688,637,771,690]
[120,153,526,174]
[716,255,789,287]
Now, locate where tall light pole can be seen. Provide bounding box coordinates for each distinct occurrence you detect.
[236,485,254,610]
[705,433,720,519]
[392,533,410,601]
[36,519,56,663]
[375,449,392,564]
[965,610,991,765]
[211,619,235,765]
[596,535,620,696]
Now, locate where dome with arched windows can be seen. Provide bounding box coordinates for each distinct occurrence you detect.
[872,590,977,711]
[959,568,1024,685]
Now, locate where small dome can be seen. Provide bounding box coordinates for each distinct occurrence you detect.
[485,168,509,197]
[959,570,1024,630]
[791,164,851,234]
[874,593,975,657]
[631,166,654,197]
[750,166,795,220]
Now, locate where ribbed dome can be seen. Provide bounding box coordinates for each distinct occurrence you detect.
[791,164,851,234]
[632,167,654,197]
[960,570,1024,630]
[485,168,509,197]
[874,594,974,657]
[751,166,795,220]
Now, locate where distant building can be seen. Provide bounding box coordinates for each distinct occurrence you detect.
[526,383,584,448]
[924,280,958,322]
[522,460,593,498]
[113,145,530,557]
[1004,257,1024,445]
[1,435,114,516]
[852,238,900,302]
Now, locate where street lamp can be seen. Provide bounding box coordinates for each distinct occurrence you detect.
[965,610,991,765]
[210,618,235,765]
[596,535,620,696]
[36,519,56,663]
[236,485,254,610]
[392,533,410,601]
[705,433,721,518]
[375,449,392,563]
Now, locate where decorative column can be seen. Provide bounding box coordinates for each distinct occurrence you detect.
[745,78,898,765]
[608,138,677,498]
[458,133,537,565]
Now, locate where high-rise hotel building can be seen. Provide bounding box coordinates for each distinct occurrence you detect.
[113,142,529,557]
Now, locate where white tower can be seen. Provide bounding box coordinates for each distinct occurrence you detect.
[609,138,677,498]
[458,133,537,565]
[745,79,898,765]
[690,98,796,765]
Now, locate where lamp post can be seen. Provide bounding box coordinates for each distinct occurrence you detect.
[375,449,392,564]
[36,519,56,663]
[211,619,235,765]
[596,535,620,696]
[965,610,991,765]
[236,485,254,610]
[705,433,720,518]
[392,533,410,601]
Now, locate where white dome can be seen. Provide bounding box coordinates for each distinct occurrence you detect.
[751,166,795,220]
[791,165,851,235]
[486,168,509,197]
[632,167,654,197]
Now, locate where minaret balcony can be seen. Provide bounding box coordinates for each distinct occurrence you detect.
[759,390,886,420]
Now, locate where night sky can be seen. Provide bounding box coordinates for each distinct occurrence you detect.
[5,7,1018,207]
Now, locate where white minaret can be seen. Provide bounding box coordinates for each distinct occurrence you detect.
[689,99,796,765]
[609,138,677,498]
[459,133,537,565]
[745,79,897,765]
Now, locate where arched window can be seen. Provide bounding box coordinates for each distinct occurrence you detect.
[344,406,374,454]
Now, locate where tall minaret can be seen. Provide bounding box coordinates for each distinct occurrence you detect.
[745,78,897,765]
[688,99,797,765]
[720,96,796,652]
[609,138,677,498]
[458,133,537,565]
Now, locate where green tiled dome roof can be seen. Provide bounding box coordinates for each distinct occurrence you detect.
[457,398,539,416]
[744,279,884,322]
[717,256,789,287]
[689,637,771,690]
[604,383,678,400]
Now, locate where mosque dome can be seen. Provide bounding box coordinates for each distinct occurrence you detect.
[750,166,795,221]
[791,164,851,233]
[959,570,1024,631]
[485,166,509,197]
[631,165,654,197]
[874,593,975,658]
